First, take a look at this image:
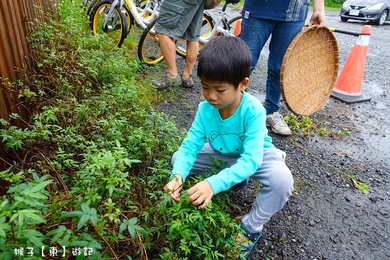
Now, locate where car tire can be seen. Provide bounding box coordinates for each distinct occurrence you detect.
[376,10,388,25]
[340,16,349,22]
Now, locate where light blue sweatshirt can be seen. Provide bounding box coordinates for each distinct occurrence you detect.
[172,92,274,194]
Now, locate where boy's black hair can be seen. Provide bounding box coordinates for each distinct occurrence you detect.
[197,36,251,89]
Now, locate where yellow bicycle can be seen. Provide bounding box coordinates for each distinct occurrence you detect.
[89,0,159,49]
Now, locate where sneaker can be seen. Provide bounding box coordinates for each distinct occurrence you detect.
[235,224,262,259]
[266,112,292,137]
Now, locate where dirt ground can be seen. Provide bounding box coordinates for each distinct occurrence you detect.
[155,8,390,260]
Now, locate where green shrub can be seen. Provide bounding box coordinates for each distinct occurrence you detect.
[325,0,344,8]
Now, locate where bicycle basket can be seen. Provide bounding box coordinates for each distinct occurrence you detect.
[280,26,339,116]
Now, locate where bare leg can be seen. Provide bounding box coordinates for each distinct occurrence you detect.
[182,41,199,80]
[156,33,178,78]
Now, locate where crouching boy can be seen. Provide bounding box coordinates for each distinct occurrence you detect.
[164,36,294,259]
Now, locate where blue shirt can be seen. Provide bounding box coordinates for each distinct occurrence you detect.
[242,0,310,22]
[172,92,274,194]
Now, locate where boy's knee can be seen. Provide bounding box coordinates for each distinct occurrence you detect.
[272,168,294,195]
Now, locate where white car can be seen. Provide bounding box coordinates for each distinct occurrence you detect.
[340,0,390,25]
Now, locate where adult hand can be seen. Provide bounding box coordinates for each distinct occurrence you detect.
[309,11,326,27]
[187,180,214,209]
[310,0,326,27]
[164,174,183,202]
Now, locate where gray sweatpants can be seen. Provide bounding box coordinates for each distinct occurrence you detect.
[172,143,294,233]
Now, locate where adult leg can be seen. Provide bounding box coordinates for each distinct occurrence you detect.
[264,21,304,114]
[153,0,204,89]
[240,18,274,74]
[241,148,294,234]
[181,0,205,82]
[182,40,199,80]
[156,33,178,78]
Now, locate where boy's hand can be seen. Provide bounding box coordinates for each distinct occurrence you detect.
[164,174,183,202]
[187,180,214,209]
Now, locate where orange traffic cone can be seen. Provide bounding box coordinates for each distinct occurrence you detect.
[331,25,372,103]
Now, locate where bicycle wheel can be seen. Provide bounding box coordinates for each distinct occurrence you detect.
[227,15,242,36]
[87,0,100,17]
[138,19,164,65]
[90,0,128,49]
[121,3,132,33]
[97,1,132,33]
[175,12,214,58]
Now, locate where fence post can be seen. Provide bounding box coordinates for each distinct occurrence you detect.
[0,0,58,177]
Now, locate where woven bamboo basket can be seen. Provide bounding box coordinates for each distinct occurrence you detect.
[280,26,339,116]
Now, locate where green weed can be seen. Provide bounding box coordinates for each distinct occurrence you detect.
[284,113,351,138]
[349,175,369,195]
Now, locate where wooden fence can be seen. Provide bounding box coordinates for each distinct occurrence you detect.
[0,0,59,184]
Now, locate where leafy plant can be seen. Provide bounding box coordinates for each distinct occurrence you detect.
[157,176,242,259]
[119,217,148,241]
[0,173,52,258]
[59,203,98,230]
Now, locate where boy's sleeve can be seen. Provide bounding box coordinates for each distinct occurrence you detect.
[171,105,206,181]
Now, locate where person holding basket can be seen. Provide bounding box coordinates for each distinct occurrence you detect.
[239,0,325,137]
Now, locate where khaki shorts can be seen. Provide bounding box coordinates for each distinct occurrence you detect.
[155,0,206,41]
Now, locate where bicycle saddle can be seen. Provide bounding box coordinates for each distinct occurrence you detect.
[226,0,240,4]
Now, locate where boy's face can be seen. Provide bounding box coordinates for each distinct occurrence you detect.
[201,78,249,112]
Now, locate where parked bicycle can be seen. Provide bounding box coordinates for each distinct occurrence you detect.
[89,0,160,49]
[137,0,242,65]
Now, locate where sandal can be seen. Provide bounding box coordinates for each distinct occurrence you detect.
[151,75,182,90]
[236,224,262,259]
[181,75,194,88]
